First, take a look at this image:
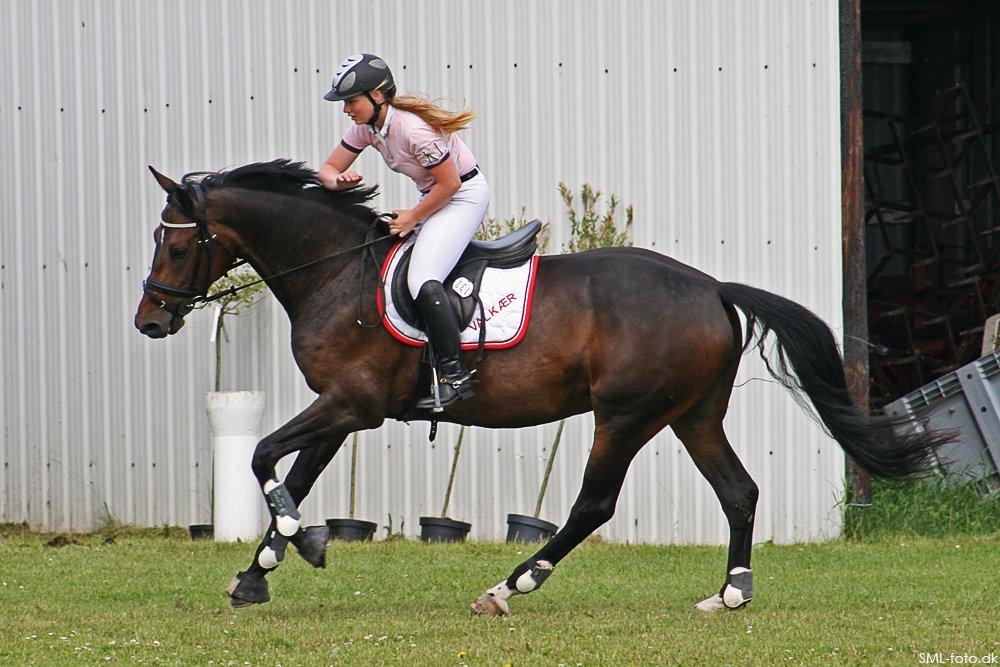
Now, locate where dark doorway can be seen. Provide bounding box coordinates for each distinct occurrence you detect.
[862,1,1000,407]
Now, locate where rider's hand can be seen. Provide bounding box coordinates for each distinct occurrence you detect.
[331,171,363,190]
[390,209,420,238]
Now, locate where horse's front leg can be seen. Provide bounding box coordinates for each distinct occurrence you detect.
[227,396,363,607]
[227,437,345,608]
[250,397,357,535]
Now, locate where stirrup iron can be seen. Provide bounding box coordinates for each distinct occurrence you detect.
[430,364,444,413]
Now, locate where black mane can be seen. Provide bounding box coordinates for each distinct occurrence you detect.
[182,159,380,219]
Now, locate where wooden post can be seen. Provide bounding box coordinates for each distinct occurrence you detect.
[349,432,359,519]
[440,426,465,518]
[840,0,871,504]
[533,420,565,518]
[213,310,224,392]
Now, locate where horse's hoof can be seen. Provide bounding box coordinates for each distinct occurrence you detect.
[470,592,509,616]
[228,595,259,609]
[226,571,270,608]
[293,525,330,569]
[694,592,751,612]
[694,594,726,613]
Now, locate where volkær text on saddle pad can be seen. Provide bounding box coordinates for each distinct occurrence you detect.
[467,293,518,331]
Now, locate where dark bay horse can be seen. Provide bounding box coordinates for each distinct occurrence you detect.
[134,160,948,614]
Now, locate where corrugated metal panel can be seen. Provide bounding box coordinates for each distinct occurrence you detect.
[1,0,844,543]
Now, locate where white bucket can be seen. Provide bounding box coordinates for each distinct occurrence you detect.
[206,391,267,542]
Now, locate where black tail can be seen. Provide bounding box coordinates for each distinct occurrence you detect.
[718,282,951,479]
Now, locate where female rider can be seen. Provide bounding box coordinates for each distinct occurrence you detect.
[318,53,489,409]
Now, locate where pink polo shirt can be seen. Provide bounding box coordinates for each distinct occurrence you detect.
[340,106,478,193]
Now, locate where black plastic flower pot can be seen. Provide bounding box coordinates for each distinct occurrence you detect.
[505,514,558,543]
[326,518,378,542]
[189,524,214,541]
[419,516,471,543]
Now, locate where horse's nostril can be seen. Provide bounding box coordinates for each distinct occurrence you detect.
[140,322,165,337]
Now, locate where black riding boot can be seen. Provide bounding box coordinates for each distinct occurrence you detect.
[413,280,476,410]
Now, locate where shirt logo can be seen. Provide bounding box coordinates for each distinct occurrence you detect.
[419,142,446,167]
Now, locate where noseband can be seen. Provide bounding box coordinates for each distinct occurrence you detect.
[142,181,241,318]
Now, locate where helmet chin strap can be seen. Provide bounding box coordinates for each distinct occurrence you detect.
[365,91,383,131]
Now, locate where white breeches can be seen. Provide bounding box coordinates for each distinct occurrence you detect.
[407,173,491,299]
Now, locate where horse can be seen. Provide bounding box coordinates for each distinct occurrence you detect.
[134,159,949,614]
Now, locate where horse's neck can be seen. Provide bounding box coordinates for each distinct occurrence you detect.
[224,193,371,319]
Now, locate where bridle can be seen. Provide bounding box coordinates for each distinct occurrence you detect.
[142,181,241,318]
[142,179,396,321]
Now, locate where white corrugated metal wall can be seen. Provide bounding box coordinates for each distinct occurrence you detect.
[1,0,845,543]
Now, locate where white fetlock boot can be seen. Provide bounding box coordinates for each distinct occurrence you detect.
[256,530,288,570]
[264,480,301,537]
[471,560,555,616]
[722,567,753,609]
[695,567,753,612]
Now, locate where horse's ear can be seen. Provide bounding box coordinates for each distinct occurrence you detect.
[148,165,179,193]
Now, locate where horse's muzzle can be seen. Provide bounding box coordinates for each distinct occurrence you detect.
[134,307,186,338]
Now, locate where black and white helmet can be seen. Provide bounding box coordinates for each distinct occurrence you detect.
[323,53,395,102]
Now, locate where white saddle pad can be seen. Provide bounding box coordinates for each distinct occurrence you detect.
[378,238,539,349]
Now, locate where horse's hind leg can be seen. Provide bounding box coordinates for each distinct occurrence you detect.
[228,436,345,608]
[471,414,657,616]
[670,375,759,612]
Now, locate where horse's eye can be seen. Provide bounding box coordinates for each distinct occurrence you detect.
[169,245,190,260]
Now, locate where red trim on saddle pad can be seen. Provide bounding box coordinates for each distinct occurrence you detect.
[376,240,539,349]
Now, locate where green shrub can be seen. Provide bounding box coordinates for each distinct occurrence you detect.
[559,182,633,253]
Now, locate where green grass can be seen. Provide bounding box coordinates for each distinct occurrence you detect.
[1,527,998,665]
[844,477,1000,540]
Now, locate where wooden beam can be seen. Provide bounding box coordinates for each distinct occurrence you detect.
[841,0,872,504]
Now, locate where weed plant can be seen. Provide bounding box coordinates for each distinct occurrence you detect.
[843,475,1000,540]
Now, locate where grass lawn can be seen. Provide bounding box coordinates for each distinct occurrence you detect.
[0,528,997,665]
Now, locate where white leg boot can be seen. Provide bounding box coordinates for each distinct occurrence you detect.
[471,560,555,616]
[695,567,753,613]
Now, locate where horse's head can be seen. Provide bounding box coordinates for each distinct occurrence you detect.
[134,166,239,338]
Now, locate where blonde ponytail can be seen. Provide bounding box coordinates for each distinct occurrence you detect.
[388,93,476,134]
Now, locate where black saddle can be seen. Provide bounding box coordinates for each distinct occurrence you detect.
[391,219,542,330]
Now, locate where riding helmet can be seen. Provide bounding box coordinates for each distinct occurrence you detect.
[323,53,395,102]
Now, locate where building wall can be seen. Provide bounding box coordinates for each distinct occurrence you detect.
[0,0,845,543]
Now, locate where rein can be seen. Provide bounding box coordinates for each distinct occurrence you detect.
[196,221,394,308]
[143,181,395,324]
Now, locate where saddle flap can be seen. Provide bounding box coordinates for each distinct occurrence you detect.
[391,248,488,330]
